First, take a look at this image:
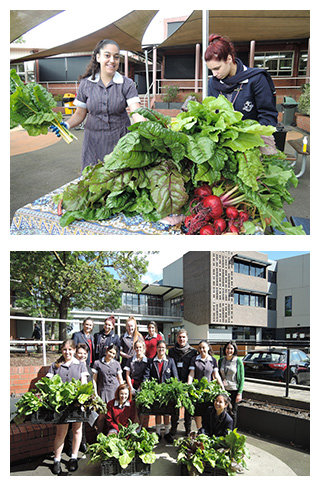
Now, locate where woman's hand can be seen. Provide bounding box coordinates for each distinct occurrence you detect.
[236,393,242,403]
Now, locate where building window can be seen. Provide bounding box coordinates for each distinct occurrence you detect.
[10,62,35,83]
[234,292,266,308]
[254,51,294,76]
[268,270,277,283]
[234,259,266,278]
[298,51,308,76]
[268,298,277,310]
[285,296,292,316]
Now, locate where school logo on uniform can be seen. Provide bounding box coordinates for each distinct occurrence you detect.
[242,101,254,112]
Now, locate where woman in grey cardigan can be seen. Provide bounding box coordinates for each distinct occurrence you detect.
[218,341,244,428]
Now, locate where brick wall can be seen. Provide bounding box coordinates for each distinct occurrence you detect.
[11,422,56,463]
[10,365,50,396]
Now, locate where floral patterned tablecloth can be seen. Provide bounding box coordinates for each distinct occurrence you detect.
[10,180,182,236]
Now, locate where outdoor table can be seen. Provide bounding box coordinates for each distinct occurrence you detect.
[10,179,182,235]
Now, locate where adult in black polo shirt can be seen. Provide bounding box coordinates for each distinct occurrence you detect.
[168,329,197,436]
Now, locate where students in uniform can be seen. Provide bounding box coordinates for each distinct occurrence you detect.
[148,340,179,443]
[52,39,144,171]
[46,339,89,474]
[94,315,120,361]
[124,339,149,393]
[144,321,163,359]
[198,393,234,437]
[120,316,144,369]
[205,34,278,128]
[105,384,138,435]
[187,340,225,429]
[72,317,95,366]
[92,344,123,403]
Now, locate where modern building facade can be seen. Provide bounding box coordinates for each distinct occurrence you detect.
[163,251,310,343]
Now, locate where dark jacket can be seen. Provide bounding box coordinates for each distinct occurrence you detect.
[148,356,179,383]
[72,330,95,366]
[94,330,121,361]
[199,406,234,437]
[168,344,197,382]
[208,58,278,127]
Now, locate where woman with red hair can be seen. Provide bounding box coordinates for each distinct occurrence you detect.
[205,34,278,132]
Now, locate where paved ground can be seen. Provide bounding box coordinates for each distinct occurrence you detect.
[10,420,309,477]
[9,378,311,477]
[10,122,310,224]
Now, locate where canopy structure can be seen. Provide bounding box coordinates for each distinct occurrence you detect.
[11,10,159,63]
[159,10,310,48]
[10,10,64,43]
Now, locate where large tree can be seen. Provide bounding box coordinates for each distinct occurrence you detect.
[10,251,150,339]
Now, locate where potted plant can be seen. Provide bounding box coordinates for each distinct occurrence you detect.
[87,421,158,475]
[296,83,310,132]
[174,429,250,476]
[13,375,107,424]
[161,84,181,108]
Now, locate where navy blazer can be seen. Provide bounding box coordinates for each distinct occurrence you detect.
[72,330,95,366]
[148,356,179,383]
[199,406,234,437]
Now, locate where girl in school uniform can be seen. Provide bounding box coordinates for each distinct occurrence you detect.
[105,384,138,435]
[120,316,144,369]
[92,344,123,403]
[53,39,144,171]
[46,339,89,475]
[144,321,163,359]
[92,343,123,433]
[124,339,150,392]
[187,340,225,429]
[198,393,234,437]
[148,340,179,443]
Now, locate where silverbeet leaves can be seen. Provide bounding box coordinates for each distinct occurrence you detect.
[57,110,192,226]
[56,97,304,234]
[10,69,75,144]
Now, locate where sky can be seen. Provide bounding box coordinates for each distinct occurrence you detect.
[141,250,310,284]
[15,8,194,48]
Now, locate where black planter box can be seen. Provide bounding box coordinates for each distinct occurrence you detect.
[101,457,151,476]
[194,402,211,417]
[31,406,91,424]
[139,401,179,416]
[238,405,310,450]
[180,463,228,476]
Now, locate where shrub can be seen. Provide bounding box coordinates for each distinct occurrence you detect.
[298,84,310,116]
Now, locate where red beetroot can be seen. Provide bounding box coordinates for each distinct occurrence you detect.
[214,218,227,234]
[225,206,239,220]
[202,195,223,219]
[229,224,239,234]
[199,224,215,235]
[239,211,249,223]
[194,184,212,198]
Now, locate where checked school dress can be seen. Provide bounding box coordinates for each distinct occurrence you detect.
[74,71,140,170]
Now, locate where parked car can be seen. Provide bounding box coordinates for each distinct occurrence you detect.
[242,349,310,385]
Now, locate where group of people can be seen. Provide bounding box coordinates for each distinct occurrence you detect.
[53,34,278,167]
[46,316,244,475]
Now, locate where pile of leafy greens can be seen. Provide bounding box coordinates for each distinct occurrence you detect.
[134,377,227,416]
[10,69,75,144]
[55,95,304,234]
[13,375,107,424]
[174,430,250,476]
[87,421,158,468]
